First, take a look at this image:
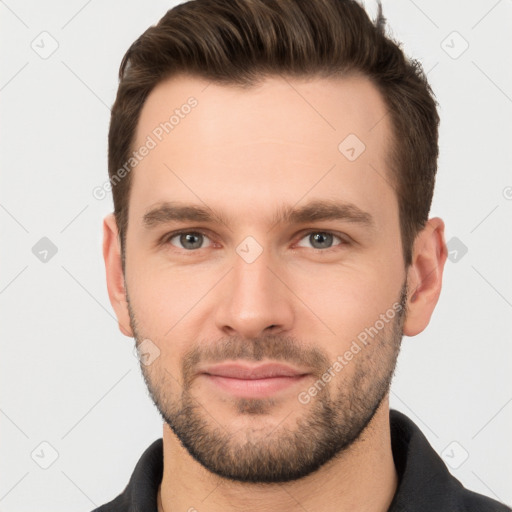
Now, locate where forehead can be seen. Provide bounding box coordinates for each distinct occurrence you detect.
[129,73,396,230]
[136,72,391,150]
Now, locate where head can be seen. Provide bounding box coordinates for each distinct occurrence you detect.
[103,0,447,483]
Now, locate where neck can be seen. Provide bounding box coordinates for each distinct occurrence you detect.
[158,398,398,512]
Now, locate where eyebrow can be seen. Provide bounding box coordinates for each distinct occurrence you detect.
[142,199,375,231]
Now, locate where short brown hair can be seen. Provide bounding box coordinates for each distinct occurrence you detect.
[108,0,439,269]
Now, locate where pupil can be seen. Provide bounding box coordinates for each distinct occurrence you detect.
[311,232,332,249]
[181,233,202,249]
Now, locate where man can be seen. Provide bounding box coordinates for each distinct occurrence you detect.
[96,0,510,510]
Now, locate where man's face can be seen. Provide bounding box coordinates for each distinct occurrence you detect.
[123,74,408,482]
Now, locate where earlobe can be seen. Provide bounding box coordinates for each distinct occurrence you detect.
[403,217,448,337]
[103,213,134,337]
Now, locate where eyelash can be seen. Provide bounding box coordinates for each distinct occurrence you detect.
[160,229,350,253]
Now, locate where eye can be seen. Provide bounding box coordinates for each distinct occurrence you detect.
[166,231,213,250]
[296,231,346,250]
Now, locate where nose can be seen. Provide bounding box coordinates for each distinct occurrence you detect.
[214,248,295,340]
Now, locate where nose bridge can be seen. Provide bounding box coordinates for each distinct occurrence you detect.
[233,250,274,305]
[214,243,294,337]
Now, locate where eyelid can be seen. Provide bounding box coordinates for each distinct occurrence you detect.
[294,229,349,250]
[161,228,215,249]
[160,228,351,251]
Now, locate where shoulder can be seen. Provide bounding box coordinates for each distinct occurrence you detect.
[389,409,511,512]
[459,486,511,512]
[88,438,163,512]
[89,491,131,512]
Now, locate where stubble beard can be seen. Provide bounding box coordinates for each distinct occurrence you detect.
[128,281,408,483]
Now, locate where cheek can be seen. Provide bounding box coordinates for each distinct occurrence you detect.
[288,261,401,349]
[127,256,198,329]
[127,264,220,371]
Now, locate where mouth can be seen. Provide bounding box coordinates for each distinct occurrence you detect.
[198,362,311,398]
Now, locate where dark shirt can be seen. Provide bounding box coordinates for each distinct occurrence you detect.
[91,409,511,511]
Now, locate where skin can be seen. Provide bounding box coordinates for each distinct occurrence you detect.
[103,73,447,512]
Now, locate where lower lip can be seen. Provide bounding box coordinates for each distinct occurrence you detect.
[204,374,310,398]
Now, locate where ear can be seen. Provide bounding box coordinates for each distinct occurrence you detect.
[103,213,133,337]
[403,217,448,337]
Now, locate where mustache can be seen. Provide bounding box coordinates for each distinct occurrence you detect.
[182,334,330,382]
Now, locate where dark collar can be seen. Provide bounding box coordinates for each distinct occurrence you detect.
[93,409,510,511]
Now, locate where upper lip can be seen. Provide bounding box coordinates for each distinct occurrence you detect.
[199,362,309,380]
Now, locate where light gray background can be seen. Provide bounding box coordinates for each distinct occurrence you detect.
[1,1,511,510]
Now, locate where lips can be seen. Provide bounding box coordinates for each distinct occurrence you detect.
[200,362,308,380]
[198,362,311,398]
